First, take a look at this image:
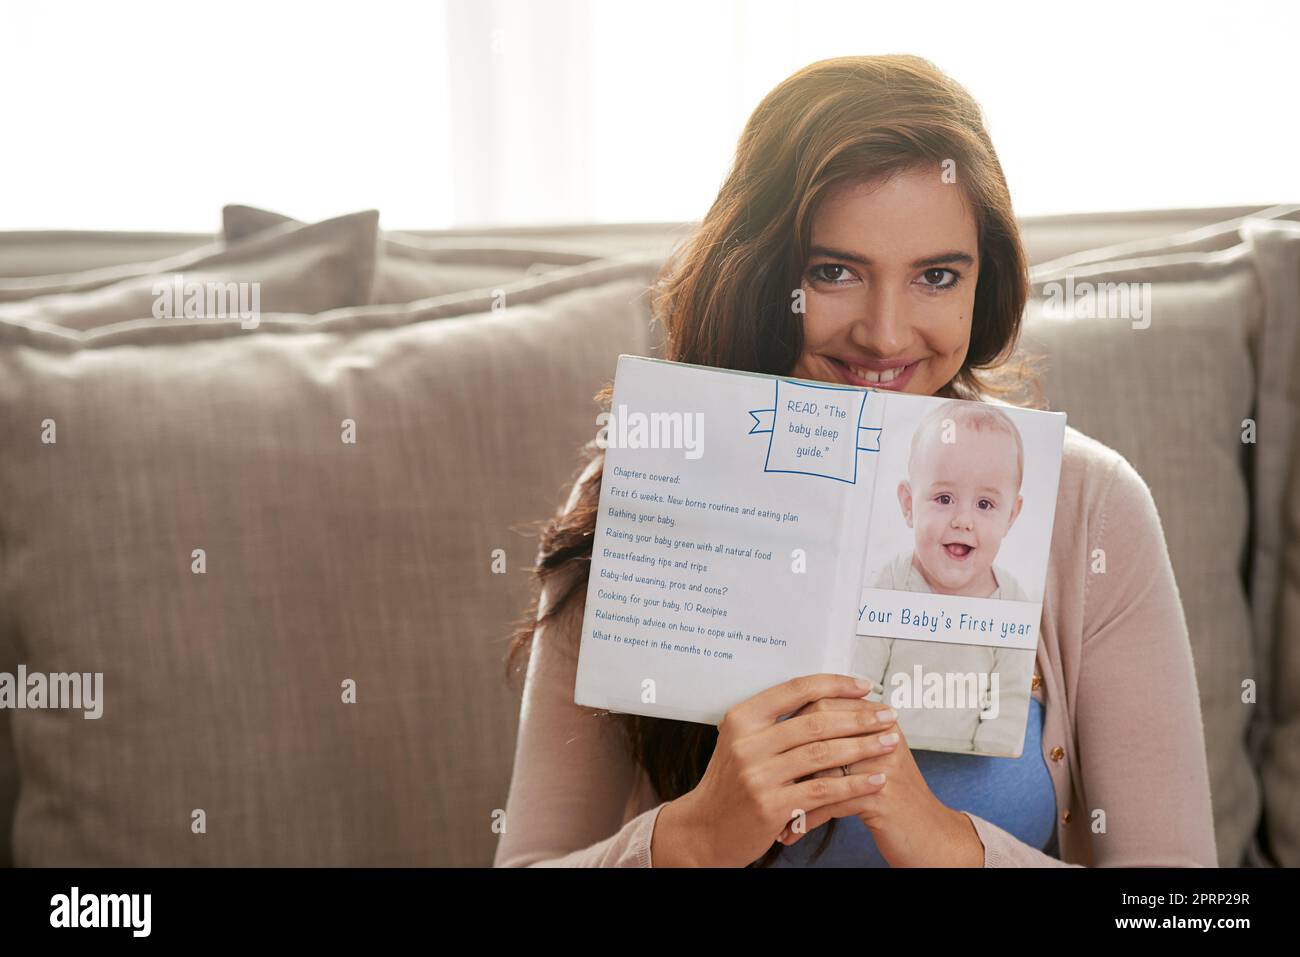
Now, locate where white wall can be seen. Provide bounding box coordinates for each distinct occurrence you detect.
[1,0,1294,230]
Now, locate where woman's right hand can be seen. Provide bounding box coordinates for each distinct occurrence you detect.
[650,673,899,867]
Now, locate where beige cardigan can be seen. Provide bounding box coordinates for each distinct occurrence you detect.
[494,425,1219,867]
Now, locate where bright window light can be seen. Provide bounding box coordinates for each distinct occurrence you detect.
[0,0,1293,231]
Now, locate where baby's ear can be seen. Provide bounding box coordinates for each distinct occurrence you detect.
[897,479,913,526]
[1008,493,1024,527]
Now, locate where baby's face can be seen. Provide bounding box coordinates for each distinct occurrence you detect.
[899,425,1023,596]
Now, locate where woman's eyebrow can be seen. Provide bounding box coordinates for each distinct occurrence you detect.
[809,245,975,269]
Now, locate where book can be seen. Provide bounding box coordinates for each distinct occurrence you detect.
[574,354,1067,757]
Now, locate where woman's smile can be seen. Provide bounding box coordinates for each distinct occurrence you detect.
[823,355,925,391]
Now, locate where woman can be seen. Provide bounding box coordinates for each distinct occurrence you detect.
[494,54,1218,867]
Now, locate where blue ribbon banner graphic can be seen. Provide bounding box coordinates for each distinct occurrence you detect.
[747,379,882,484]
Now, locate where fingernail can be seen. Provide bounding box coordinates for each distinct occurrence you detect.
[869,772,886,785]
[876,709,896,724]
[855,677,873,690]
[879,732,899,746]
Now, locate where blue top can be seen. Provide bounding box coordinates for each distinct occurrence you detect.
[772,696,1058,866]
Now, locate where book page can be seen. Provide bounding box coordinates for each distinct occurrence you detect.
[573,355,885,725]
[849,392,1067,757]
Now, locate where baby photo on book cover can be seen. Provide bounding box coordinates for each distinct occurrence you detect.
[852,397,1061,758]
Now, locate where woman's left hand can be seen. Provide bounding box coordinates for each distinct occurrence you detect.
[778,696,985,866]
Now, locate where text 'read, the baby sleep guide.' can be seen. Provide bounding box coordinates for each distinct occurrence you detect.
[574,355,1066,757]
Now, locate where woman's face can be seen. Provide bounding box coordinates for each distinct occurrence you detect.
[790,165,980,397]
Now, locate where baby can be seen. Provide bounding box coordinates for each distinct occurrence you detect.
[853,400,1036,756]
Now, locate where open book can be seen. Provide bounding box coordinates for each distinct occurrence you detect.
[574,355,1067,757]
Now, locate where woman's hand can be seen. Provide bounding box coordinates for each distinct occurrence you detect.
[777,696,986,867]
[651,673,899,867]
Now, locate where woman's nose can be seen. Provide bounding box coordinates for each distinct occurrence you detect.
[849,287,907,355]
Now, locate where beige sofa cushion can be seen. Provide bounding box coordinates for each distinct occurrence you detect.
[0,212,380,331]
[1250,220,1300,865]
[1030,204,1300,274]
[1020,231,1293,866]
[0,255,662,865]
[1018,204,1299,268]
[223,205,609,305]
[0,231,211,279]
[1034,213,1300,733]
[0,205,1280,281]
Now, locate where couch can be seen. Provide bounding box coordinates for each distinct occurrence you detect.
[0,202,1296,866]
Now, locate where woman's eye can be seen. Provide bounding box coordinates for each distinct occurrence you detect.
[917,268,959,291]
[809,263,855,285]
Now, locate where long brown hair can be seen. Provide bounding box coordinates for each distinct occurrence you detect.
[504,54,1043,867]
